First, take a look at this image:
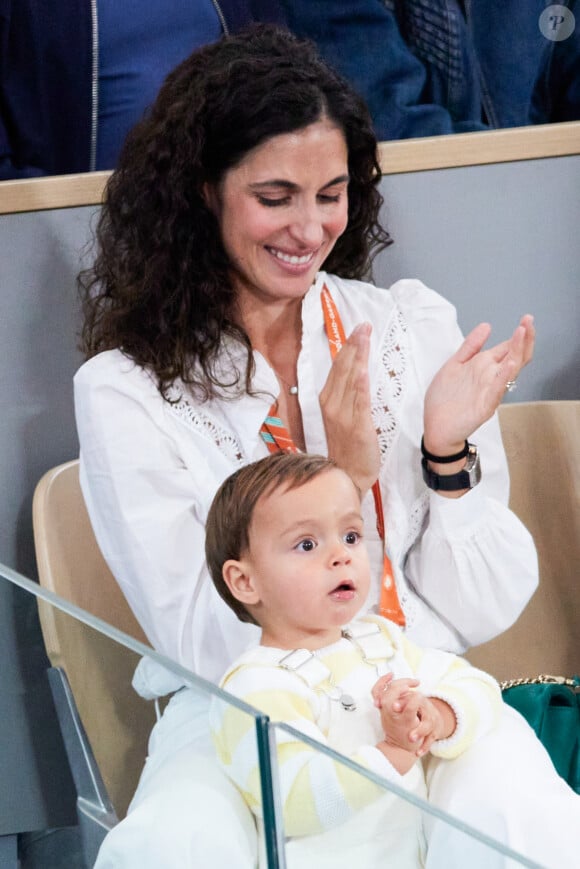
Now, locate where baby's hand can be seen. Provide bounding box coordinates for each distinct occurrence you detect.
[372,674,455,757]
[373,674,425,753]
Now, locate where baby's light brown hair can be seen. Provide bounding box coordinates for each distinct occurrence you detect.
[205,453,338,625]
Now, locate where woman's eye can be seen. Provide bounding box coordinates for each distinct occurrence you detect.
[257,196,289,207]
[344,531,360,545]
[296,538,316,552]
[318,194,341,204]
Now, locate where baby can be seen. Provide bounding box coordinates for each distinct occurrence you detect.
[205,452,504,868]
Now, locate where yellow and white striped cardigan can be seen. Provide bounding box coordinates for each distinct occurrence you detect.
[210,615,501,840]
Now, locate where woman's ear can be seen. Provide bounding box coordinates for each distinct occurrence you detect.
[201,181,219,215]
[222,560,260,607]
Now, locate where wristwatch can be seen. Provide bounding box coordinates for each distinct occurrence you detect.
[421,443,481,492]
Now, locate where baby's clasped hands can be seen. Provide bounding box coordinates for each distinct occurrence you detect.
[372,673,456,758]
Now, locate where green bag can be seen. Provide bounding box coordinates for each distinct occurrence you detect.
[500,675,580,794]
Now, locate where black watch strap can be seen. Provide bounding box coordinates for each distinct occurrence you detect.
[421,444,481,492]
[420,437,469,464]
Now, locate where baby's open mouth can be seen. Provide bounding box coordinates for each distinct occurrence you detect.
[330,581,355,599]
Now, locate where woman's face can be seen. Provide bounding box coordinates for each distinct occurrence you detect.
[207,118,349,309]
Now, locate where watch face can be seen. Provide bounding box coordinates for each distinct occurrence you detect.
[465,448,482,487]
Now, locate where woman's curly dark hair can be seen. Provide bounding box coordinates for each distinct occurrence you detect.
[80,24,392,401]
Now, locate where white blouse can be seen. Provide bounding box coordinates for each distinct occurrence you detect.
[74,273,538,683]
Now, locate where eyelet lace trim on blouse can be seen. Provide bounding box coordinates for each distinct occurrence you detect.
[371,308,407,458]
[166,387,246,465]
[371,306,428,629]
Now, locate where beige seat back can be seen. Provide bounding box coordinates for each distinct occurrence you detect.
[32,460,155,818]
[467,401,580,681]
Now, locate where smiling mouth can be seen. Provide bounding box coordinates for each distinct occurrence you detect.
[266,246,316,266]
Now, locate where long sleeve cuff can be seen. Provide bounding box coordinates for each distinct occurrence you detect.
[427,485,486,538]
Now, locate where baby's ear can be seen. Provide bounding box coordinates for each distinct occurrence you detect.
[222,560,260,606]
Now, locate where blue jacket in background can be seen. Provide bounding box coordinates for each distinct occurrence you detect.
[279,0,487,141]
[0,0,285,180]
[279,0,580,141]
[2,0,578,179]
[529,0,580,124]
[465,0,565,128]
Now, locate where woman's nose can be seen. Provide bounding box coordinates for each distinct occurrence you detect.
[289,206,324,248]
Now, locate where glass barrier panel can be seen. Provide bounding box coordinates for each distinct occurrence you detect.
[2,563,570,869]
[269,722,546,869]
[0,565,282,869]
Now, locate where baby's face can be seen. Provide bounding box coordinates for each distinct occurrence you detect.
[243,468,371,649]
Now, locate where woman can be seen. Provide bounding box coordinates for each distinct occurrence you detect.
[75,25,541,868]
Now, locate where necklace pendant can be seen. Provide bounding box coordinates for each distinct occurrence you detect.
[289,385,299,396]
[340,694,357,712]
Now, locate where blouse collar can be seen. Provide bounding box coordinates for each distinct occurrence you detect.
[204,273,332,458]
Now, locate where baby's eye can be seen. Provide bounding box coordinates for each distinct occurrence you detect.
[343,531,361,546]
[296,538,316,552]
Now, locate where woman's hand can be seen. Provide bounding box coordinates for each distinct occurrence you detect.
[319,322,380,495]
[423,314,535,457]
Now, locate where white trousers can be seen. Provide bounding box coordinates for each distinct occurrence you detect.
[95,691,579,869]
[94,689,257,869]
[424,705,579,869]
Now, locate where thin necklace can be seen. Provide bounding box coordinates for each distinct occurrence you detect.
[273,369,298,396]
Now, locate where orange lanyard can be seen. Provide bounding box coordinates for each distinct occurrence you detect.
[259,284,405,627]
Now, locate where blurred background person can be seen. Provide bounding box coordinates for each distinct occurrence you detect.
[0,0,284,179]
[279,0,580,139]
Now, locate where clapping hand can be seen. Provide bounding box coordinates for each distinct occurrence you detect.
[320,314,535,495]
[423,315,535,457]
[319,322,380,495]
